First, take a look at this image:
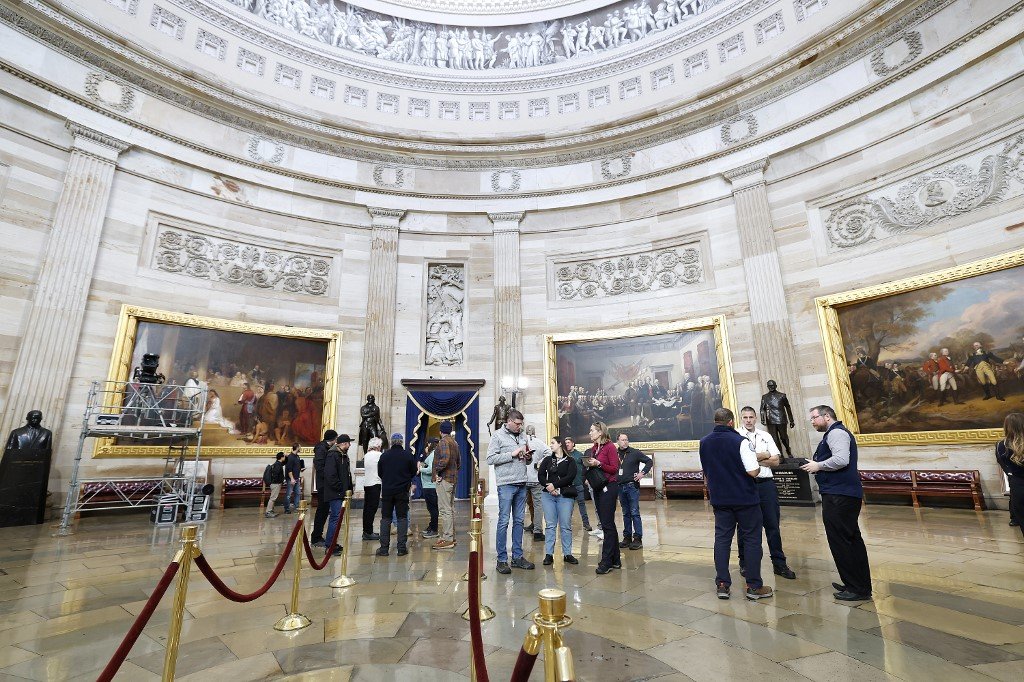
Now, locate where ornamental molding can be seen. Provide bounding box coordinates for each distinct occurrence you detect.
[367,206,407,220]
[5,0,967,168]
[424,263,466,367]
[246,135,285,164]
[373,165,406,188]
[153,223,332,295]
[552,241,705,300]
[720,113,758,146]
[600,153,633,180]
[491,170,522,193]
[84,72,135,112]
[65,121,131,153]
[821,132,1024,249]
[869,30,923,77]
[722,158,768,184]
[488,211,526,223]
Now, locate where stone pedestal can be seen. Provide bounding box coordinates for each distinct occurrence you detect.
[0,448,52,526]
[0,122,129,446]
[359,207,405,430]
[724,161,808,454]
[773,464,818,507]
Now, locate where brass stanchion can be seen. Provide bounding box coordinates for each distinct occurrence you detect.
[534,589,575,682]
[461,490,485,582]
[462,516,495,622]
[162,525,200,682]
[274,500,312,631]
[330,491,356,588]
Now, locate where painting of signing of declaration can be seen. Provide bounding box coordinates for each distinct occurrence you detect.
[101,307,340,455]
[832,258,1024,437]
[550,319,734,449]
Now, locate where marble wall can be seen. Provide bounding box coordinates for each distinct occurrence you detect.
[1,0,1023,511]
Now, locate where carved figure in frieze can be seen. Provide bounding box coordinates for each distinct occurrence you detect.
[483,32,503,68]
[575,21,591,54]
[561,24,577,59]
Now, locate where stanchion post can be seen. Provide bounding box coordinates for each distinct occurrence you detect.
[162,525,200,682]
[461,489,480,582]
[462,516,495,622]
[275,500,312,631]
[330,491,356,588]
[533,589,575,682]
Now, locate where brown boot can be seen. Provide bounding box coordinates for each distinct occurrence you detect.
[745,585,774,600]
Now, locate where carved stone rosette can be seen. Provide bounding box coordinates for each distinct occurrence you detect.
[154,227,331,295]
[555,246,703,300]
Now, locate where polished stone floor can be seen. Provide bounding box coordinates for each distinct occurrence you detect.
[0,499,1022,681]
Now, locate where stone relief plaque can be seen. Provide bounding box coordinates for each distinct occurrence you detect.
[553,242,705,301]
[424,263,466,367]
[821,132,1024,249]
[153,223,332,296]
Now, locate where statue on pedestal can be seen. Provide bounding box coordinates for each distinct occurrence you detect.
[486,396,511,435]
[358,394,385,454]
[760,380,795,459]
[0,410,54,526]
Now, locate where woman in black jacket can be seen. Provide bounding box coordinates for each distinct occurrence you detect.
[539,440,579,566]
[997,412,1024,539]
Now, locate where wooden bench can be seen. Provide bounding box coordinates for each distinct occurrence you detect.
[79,479,164,506]
[662,470,707,500]
[220,478,267,509]
[860,469,984,510]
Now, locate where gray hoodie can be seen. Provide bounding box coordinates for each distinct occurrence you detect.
[526,436,551,485]
[486,426,529,486]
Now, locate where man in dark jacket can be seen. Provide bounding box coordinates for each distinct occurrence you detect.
[322,435,354,557]
[377,432,417,557]
[310,429,339,546]
[284,443,302,513]
[616,433,653,550]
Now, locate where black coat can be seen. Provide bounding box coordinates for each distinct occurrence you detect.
[322,448,353,502]
[379,444,417,497]
[538,455,578,496]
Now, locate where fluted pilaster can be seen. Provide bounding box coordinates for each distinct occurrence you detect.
[359,207,405,431]
[724,161,808,448]
[489,212,525,399]
[1,122,129,444]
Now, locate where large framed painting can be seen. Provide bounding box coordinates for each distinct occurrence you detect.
[543,316,737,451]
[815,249,1024,446]
[95,305,341,457]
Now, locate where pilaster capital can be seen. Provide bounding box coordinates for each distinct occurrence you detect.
[66,121,130,162]
[723,159,769,191]
[367,206,406,228]
[488,212,525,234]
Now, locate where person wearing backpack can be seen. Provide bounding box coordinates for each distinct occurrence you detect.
[264,452,287,518]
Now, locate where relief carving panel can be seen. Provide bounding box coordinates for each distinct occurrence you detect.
[554,243,704,300]
[425,263,465,366]
[822,133,1024,249]
[154,224,332,295]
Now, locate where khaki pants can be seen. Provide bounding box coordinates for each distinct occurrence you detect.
[437,479,456,542]
[266,483,282,511]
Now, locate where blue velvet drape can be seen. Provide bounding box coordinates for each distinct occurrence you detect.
[404,390,479,500]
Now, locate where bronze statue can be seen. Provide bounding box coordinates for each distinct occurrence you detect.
[358,394,385,454]
[1,410,54,526]
[760,381,795,459]
[486,396,511,435]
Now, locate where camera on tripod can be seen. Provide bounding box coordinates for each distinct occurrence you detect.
[133,353,166,385]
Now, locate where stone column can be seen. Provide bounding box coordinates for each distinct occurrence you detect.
[359,207,405,430]
[1,122,129,443]
[488,212,525,397]
[723,160,808,450]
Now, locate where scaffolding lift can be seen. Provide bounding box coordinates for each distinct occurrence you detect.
[57,380,208,536]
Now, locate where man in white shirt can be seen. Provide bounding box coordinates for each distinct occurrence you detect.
[361,437,383,541]
[737,406,797,579]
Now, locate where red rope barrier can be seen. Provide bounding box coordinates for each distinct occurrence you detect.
[466,549,490,682]
[193,518,302,602]
[96,560,180,682]
[509,645,539,682]
[301,505,345,570]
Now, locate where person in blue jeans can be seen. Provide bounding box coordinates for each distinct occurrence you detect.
[562,436,593,532]
[486,408,536,574]
[616,433,653,550]
[539,441,579,566]
[284,443,302,513]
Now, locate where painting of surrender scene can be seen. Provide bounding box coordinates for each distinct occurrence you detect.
[836,264,1024,434]
[118,319,332,449]
[553,325,727,446]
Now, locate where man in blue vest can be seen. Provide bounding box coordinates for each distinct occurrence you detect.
[801,405,872,601]
[699,407,774,601]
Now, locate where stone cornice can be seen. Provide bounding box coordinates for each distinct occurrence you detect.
[723,158,768,189]
[66,121,130,161]
[367,206,406,225]
[488,211,525,224]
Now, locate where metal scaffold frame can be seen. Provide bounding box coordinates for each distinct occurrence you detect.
[57,380,208,536]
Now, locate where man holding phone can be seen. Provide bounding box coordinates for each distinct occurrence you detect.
[486,409,536,574]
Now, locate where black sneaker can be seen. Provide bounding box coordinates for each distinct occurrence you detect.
[619,536,632,548]
[773,565,797,580]
[611,561,622,570]
[595,564,613,575]
[375,548,389,557]
[397,548,408,556]
[832,582,846,592]
[629,538,642,550]
[496,561,511,575]
[834,590,871,602]
[583,524,593,532]
[716,581,730,600]
[533,532,545,541]
[543,554,553,566]
[362,533,380,541]
[331,546,343,556]
[563,555,579,565]
[510,557,535,570]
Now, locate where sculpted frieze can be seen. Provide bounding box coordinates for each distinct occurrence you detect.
[823,133,1024,249]
[223,0,721,72]
[554,245,704,300]
[425,264,466,367]
[154,225,332,295]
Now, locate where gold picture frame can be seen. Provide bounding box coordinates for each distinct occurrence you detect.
[815,248,1024,446]
[95,305,341,457]
[543,315,737,451]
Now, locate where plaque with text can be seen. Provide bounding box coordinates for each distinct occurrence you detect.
[774,466,816,506]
